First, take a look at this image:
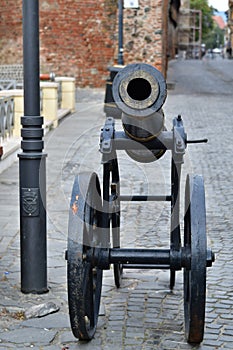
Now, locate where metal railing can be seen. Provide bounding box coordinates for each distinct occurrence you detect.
[0,64,23,82]
[0,97,15,140]
[0,80,17,90]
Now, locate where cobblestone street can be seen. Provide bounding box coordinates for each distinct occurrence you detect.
[0,58,233,349]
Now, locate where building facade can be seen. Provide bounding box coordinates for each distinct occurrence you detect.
[227,0,233,55]
[0,0,180,87]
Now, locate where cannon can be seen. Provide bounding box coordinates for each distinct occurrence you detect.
[66,63,215,343]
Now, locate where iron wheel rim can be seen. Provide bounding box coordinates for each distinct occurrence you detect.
[67,172,103,340]
[183,174,207,344]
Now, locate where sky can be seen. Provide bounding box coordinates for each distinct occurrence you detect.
[208,0,228,12]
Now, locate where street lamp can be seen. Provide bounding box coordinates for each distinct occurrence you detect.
[19,0,48,294]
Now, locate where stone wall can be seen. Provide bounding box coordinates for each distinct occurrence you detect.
[0,0,179,87]
[123,0,165,71]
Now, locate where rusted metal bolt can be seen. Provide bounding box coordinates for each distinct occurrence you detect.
[177,140,183,149]
[206,249,215,267]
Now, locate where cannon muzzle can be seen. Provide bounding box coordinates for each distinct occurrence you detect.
[112,63,167,163]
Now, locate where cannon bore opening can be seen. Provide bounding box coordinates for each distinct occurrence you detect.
[112,63,167,162]
[127,78,152,101]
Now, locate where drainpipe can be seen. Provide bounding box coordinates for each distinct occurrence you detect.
[118,0,124,65]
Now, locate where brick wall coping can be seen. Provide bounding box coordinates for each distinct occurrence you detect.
[0,89,23,97]
[55,77,75,82]
[40,82,59,88]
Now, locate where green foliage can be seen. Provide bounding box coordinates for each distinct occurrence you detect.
[190,0,214,41]
[205,26,224,49]
[190,0,224,48]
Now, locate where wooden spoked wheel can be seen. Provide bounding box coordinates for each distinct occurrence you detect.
[67,172,103,340]
[183,174,207,343]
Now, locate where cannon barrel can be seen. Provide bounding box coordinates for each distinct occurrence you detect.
[112,63,167,163]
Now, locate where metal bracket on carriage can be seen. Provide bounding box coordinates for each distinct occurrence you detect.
[99,117,115,161]
[99,116,175,158]
[172,115,187,163]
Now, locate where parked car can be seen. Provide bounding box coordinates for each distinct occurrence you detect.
[212,48,221,54]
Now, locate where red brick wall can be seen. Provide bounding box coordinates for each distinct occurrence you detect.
[40,0,118,87]
[0,0,23,64]
[0,0,174,87]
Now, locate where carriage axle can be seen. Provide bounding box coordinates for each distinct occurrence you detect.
[86,247,214,270]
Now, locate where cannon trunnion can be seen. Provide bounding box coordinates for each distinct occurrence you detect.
[66,63,214,343]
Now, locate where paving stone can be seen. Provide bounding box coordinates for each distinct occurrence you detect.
[0,328,57,345]
[21,312,70,329]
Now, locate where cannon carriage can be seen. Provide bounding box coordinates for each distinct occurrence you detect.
[66,63,215,343]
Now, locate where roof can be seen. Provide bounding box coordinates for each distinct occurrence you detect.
[212,15,226,30]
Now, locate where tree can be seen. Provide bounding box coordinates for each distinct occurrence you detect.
[204,25,224,49]
[190,0,214,43]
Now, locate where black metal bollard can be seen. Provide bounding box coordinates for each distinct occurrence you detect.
[19,0,48,294]
[104,66,123,119]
